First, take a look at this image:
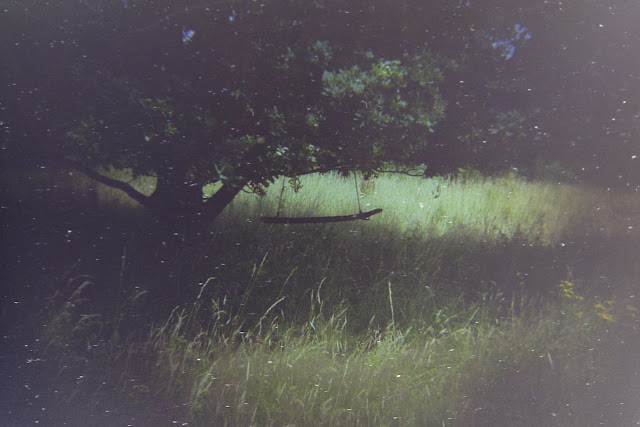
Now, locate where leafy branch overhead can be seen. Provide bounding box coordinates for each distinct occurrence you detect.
[3,1,455,228]
[10,0,626,227]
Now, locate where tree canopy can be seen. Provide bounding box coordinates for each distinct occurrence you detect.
[2,0,639,230]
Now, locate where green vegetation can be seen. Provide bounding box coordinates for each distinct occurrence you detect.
[226,172,592,242]
[42,172,640,425]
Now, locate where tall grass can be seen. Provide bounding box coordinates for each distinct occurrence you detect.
[218,172,636,245]
[40,171,640,425]
[143,285,620,425]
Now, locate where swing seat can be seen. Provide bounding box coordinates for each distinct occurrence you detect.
[260,208,383,224]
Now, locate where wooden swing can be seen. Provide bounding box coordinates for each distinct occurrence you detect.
[260,173,383,224]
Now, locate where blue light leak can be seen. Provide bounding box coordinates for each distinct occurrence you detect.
[491,23,532,60]
[514,23,533,41]
[182,27,195,45]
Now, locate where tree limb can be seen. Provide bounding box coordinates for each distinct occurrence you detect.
[61,157,152,208]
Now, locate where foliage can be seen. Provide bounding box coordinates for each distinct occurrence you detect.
[2,0,457,228]
[9,0,621,228]
[35,173,640,424]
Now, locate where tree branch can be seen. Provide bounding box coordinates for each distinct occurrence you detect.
[61,157,152,208]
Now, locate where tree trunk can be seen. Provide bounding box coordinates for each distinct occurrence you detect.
[48,153,246,235]
[146,179,246,234]
[200,182,246,225]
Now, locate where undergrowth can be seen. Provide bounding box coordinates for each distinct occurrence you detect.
[39,172,640,425]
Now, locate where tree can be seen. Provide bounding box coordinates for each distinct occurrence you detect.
[10,0,620,235]
[2,0,448,233]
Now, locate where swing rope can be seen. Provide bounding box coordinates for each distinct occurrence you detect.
[260,172,382,224]
[276,176,287,217]
[354,172,362,214]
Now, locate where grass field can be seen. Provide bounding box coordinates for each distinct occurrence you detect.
[221,172,617,241]
[41,171,640,425]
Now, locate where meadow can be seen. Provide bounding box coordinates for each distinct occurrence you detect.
[39,171,640,425]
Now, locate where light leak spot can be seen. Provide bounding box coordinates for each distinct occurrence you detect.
[182,27,195,45]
